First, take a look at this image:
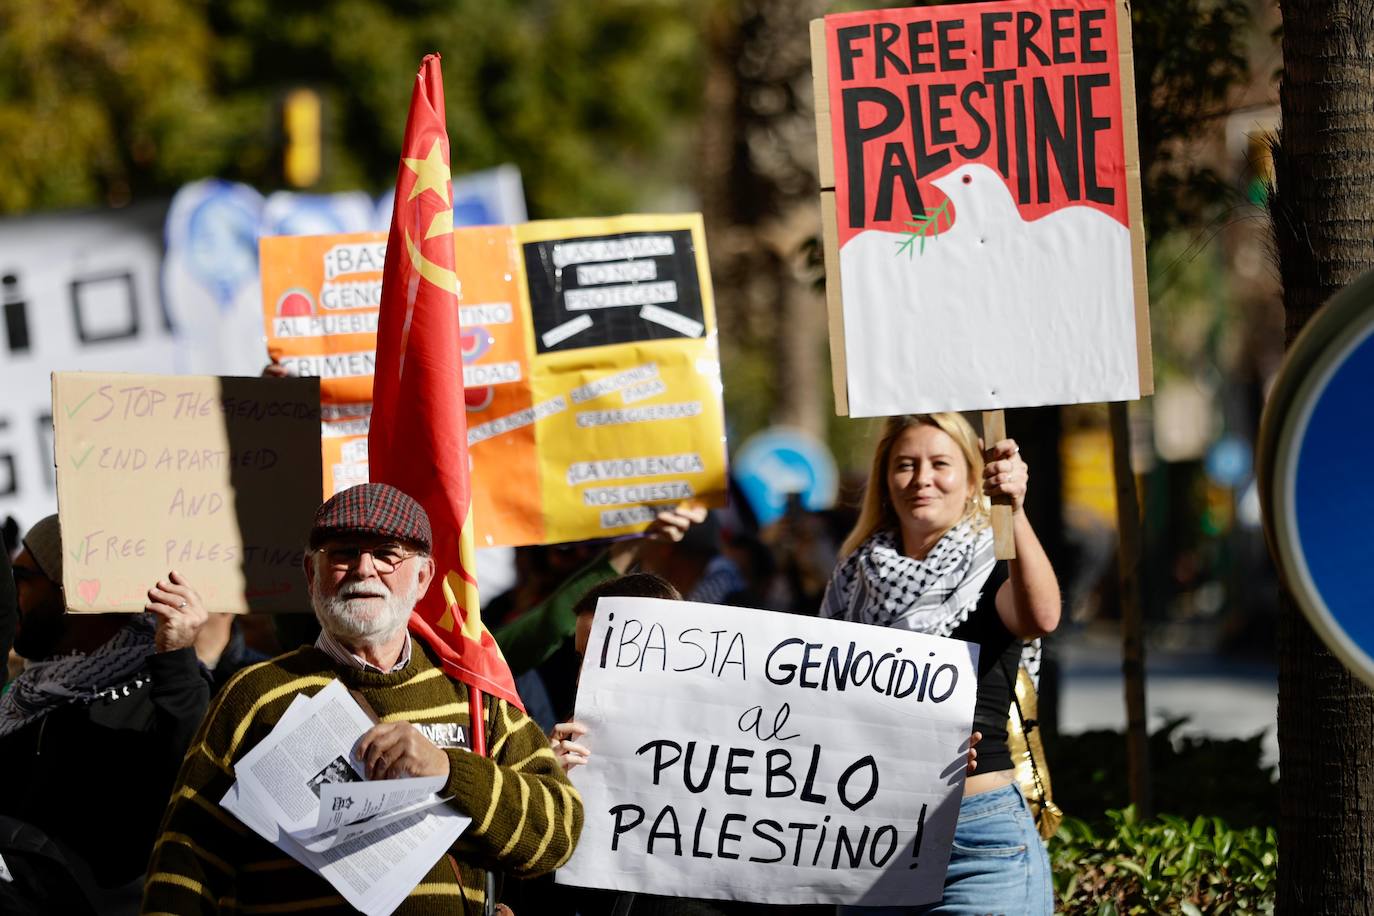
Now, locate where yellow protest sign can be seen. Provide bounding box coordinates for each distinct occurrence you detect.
[52,372,322,613]
[261,214,726,547]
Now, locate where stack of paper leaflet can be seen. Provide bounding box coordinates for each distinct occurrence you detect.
[221,679,471,915]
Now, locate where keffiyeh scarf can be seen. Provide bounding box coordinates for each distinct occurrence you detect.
[0,614,156,737]
[821,521,996,637]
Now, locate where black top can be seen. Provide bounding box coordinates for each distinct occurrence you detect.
[0,647,210,888]
[948,563,1021,775]
[208,622,270,694]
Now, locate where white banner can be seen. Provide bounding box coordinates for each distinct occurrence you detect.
[0,205,179,536]
[557,597,979,907]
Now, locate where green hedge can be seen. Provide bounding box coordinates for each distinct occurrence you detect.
[1050,807,1277,914]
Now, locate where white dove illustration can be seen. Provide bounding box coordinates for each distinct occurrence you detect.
[838,162,1140,416]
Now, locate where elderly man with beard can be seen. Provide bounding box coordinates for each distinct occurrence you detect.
[144,483,581,916]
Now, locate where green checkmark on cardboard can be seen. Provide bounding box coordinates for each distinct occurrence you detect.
[71,445,95,469]
[65,392,97,419]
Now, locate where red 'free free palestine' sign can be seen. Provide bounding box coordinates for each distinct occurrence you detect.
[825,0,1130,248]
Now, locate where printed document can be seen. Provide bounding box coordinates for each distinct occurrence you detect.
[220,681,470,915]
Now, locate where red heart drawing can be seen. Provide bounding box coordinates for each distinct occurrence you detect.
[77,579,101,605]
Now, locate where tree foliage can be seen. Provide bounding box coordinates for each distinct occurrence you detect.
[0,0,1257,233]
[0,0,704,217]
[1130,0,1253,244]
[0,0,222,212]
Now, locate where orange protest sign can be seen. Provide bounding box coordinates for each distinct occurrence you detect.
[260,215,726,547]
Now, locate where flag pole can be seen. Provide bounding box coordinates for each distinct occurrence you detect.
[470,684,487,757]
[474,684,493,916]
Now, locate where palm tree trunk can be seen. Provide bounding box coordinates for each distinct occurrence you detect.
[1271,1,1374,910]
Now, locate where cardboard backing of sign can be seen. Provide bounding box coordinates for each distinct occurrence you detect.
[260,214,727,548]
[52,372,322,613]
[812,0,1151,417]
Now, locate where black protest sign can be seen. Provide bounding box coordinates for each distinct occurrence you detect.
[525,229,706,354]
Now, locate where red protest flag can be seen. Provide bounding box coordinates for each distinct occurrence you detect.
[369,54,524,725]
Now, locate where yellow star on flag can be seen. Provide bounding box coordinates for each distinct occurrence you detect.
[424,208,454,240]
[402,138,451,205]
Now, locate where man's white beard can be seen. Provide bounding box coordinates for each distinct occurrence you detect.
[312,578,416,647]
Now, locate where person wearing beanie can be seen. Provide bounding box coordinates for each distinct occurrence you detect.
[144,482,582,916]
[0,513,211,914]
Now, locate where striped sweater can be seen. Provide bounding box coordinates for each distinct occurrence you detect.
[142,641,582,915]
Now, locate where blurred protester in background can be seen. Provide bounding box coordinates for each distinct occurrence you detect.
[494,505,706,722]
[487,543,602,630]
[193,612,269,693]
[550,572,683,773]
[0,514,210,914]
[709,530,777,610]
[488,543,605,731]
[759,494,842,614]
[643,508,720,600]
[681,510,746,605]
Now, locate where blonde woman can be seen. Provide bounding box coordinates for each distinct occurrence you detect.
[821,413,1060,915]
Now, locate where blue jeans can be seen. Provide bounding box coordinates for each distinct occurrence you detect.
[839,783,1052,916]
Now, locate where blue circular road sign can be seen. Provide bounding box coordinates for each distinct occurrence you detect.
[1261,268,1374,687]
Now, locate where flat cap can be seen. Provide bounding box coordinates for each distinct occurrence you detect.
[310,483,432,552]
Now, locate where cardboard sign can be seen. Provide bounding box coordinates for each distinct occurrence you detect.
[812,0,1151,417]
[260,214,727,548]
[557,598,979,906]
[52,372,322,613]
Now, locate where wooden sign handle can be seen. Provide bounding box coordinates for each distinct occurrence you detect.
[981,410,1016,560]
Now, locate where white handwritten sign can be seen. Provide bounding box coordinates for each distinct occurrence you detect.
[52,372,322,614]
[557,598,979,906]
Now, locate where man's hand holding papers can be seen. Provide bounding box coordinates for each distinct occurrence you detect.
[357,720,451,780]
[220,679,470,916]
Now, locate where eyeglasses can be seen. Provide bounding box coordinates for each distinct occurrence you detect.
[317,542,421,574]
